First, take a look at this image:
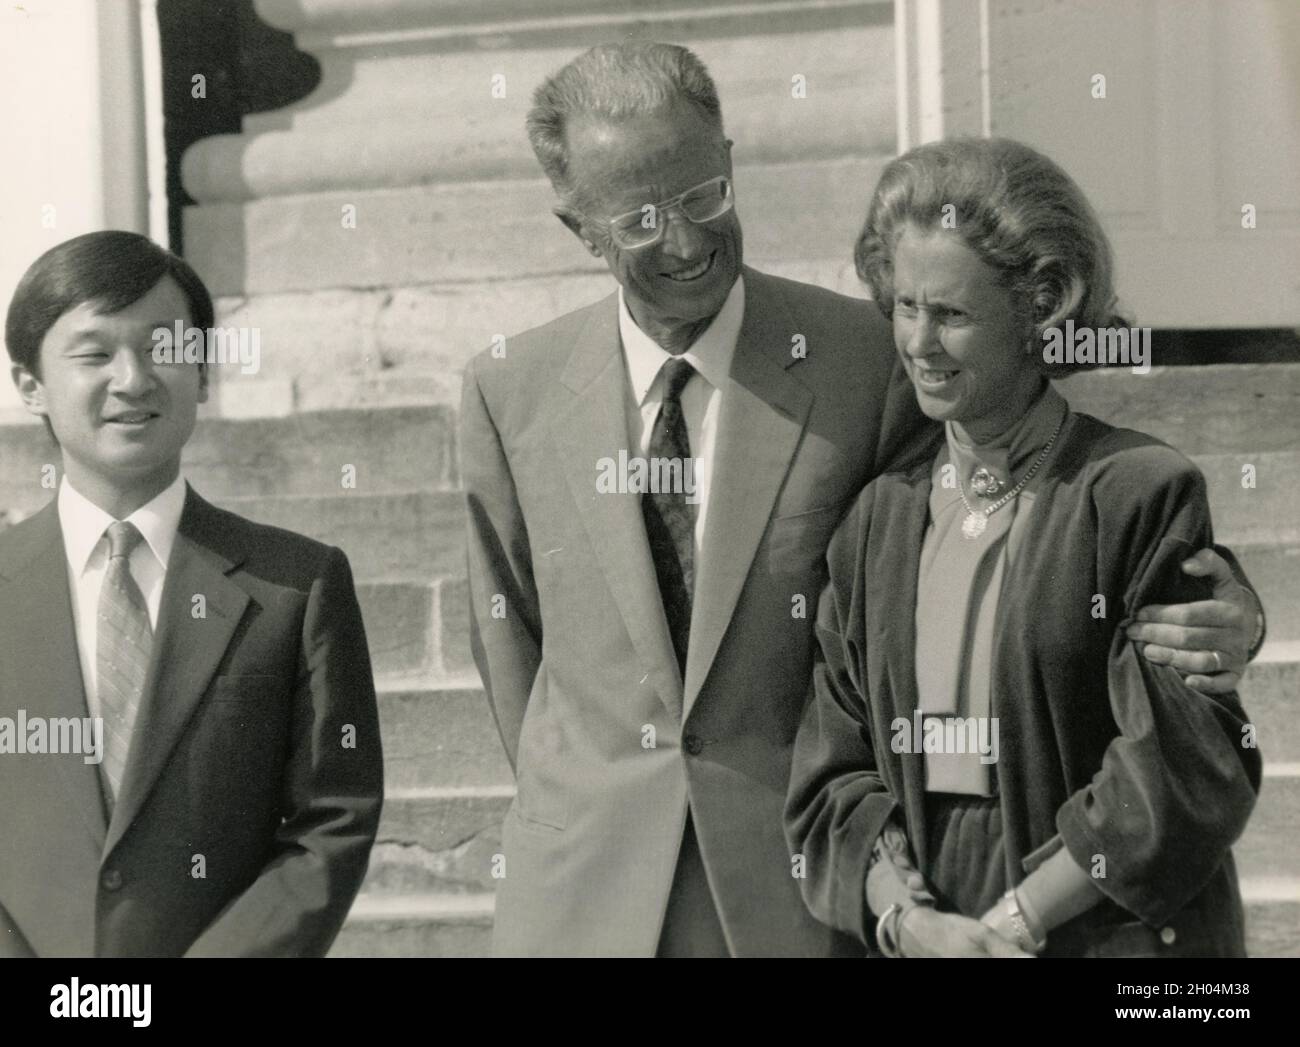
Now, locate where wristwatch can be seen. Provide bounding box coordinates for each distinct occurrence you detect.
[998,889,1047,954]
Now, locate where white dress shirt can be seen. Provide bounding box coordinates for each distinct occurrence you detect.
[58,474,187,720]
[618,275,745,557]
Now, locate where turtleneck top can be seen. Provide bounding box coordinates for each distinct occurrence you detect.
[914,383,1072,794]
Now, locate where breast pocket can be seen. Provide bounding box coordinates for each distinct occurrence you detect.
[764,502,849,581]
[197,675,291,772]
[207,674,282,703]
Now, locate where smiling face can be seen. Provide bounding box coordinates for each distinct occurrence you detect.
[561,101,743,352]
[891,225,1045,443]
[12,275,207,516]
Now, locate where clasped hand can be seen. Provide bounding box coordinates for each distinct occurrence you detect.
[896,904,1035,958]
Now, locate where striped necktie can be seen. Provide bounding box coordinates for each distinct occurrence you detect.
[97,521,153,809]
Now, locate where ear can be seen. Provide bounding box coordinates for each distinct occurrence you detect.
[197,362,210,405]
[10,362,48,418]
[1023,321,1038,354]
[555,207,602,258]
[1016,297,1040,354]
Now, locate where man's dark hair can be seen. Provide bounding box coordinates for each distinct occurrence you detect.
[5,230,215,377]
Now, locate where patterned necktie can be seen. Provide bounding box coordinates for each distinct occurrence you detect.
[97,521,153,809]
[642,358,697,676]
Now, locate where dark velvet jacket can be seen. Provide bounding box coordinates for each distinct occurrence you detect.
[785,412,1262,957]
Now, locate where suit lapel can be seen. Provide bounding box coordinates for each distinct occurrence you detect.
[878,473,933,869]
[554,296,684,719]
[105,488,249,855]
[0,503,108,851]
[683,271,812,720]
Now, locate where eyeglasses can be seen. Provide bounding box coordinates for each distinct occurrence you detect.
[601,175,734,250]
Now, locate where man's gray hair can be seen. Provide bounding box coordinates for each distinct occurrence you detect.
[527,41,724,199]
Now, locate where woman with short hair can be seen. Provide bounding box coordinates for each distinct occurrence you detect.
[785,137,1261,958]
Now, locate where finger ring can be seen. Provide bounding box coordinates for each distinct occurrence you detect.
[1211,650,1224,672]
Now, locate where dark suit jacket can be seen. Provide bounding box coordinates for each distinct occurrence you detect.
[461,266,937,956]
[0,486,383,957]
[785,414,1262,957]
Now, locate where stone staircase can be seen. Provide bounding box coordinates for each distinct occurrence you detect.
[1,361,1295,957]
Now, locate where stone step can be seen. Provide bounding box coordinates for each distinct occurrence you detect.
[203,273,615,414]
[368,785,511,895]
[1,492,1290,692]
[358,578,470,680]
[0,366,1290,488]
[376,676,509,792]
[357,619,1294,805]
[209,450,1300,575]
[361,639,1294,802]
[1060,363,1300,456]
[1197,452,1300,546]
[330,893,493,958]
[363,559,1296,716]
[1235,767,1300,885]
[180,405,459,498]
[358,581,437,679]
[1241,643,1300,764]
[218,490,466,581]
[237,506,1300,697]
[3,438,1295,565]
[0,406,458,514]
[1236,542,1300,643]
[1242,890,1300,958]
[329,891,1298,956]
[359,764,1297,898]
[191,257,870,416]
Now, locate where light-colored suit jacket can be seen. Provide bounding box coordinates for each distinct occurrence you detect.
[460,266,935,956]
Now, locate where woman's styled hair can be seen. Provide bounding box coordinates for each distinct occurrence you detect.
[855,137,1125,376]
[5,230,214,378]
[526,40,724,203]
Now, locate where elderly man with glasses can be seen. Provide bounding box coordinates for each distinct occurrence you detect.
[458,40,1263,958]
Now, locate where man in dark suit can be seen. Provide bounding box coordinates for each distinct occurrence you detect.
[460,42,1264,956]
[0,231,383,957]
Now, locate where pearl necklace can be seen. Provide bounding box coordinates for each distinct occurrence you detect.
[957,416,1064,539]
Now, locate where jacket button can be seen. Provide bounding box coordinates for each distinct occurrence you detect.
[683,734,703,756]
[1160,926,1176,945]
[101,869,123,892]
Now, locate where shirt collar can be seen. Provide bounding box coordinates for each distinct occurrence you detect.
[618,274,745,405]
[57,473,189,575]
[944,383,1069,505]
